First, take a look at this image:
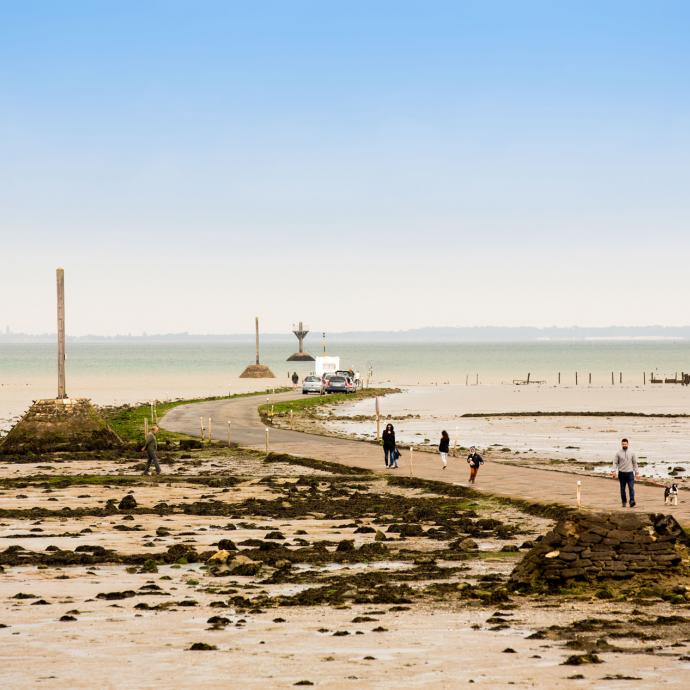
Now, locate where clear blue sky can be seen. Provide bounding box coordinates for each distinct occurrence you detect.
[2,1,689,334]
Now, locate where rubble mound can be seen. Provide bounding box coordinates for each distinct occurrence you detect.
[509,510,689,592]
[239,364,275,378]
[1,398,122,453]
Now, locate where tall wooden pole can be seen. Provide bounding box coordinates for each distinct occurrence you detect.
[255,316,260,365]
[56,267,67,399]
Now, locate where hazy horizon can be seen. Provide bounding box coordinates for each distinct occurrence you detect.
[4,324,690,343]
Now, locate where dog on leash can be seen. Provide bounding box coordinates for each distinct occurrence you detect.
[664,484,678,506]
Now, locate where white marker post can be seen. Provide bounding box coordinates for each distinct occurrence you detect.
[576,480,582,508]
[409,446,414,477]
[208,417,213,441]
[200,416,205,441]
[227,420,231,445]
[265,427,270,454]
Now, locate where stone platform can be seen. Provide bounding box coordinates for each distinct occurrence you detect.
[509,510,689,592]
[0,398,122,453]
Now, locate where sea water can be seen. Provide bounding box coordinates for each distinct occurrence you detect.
[3,339,690,434]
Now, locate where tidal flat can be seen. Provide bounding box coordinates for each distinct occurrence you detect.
[1,446,689,688]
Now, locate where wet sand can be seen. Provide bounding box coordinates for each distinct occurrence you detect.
[2,447,689,688]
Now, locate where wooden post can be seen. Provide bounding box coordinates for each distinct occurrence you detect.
[576,480,582,509]
[475,373,478,385]
[588,373,592,385]
[643,371,646,385]
[465,374,468,386]
[56,267,67,399]
[558,372,561,385]
[227,420,231,445]
[575,371,578,385]
[200,416,205,440]
[255,316,260,365]
[611,371,614,385]
[619,372,622,384]
[375,397,381,440]
[208,417,212,441]
[265,427,270,454]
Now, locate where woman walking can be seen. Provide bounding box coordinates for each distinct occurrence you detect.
[382,423,397,468]
[439,430,450,470]
[466,446,484,484]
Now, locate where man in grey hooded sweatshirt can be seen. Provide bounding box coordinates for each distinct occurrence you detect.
[611,438,639,508]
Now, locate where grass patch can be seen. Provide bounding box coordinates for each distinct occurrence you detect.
[103,388,291,443]
[0,473,242,489]
[259,387,399,423]
[263,452,373,476]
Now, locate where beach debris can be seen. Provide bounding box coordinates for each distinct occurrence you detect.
[189,643,217,651]
[117,494,137,511]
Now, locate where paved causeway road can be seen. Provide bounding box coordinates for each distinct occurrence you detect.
[162,390,689,526]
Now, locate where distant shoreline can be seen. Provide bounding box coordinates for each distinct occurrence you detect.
[3,325,690,344]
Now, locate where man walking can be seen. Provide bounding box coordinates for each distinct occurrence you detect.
[612,438,639,507]
[142,425,161,476]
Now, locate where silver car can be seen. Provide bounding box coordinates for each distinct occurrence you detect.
[302,375,324,395]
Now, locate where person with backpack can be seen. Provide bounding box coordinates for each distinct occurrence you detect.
[382,423,398,468]
[467,445,483,483]
[439,430,450,470]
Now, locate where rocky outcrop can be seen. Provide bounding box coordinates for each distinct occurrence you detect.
[509,511,689,592]
[1,398,122,453]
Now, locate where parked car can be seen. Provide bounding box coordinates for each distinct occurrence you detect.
[335,369,362,389]
[302,375,324,395]
[325,375,355,394]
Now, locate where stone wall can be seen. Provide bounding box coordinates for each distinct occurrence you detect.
[509,510,689,592]
[1,398,122,453]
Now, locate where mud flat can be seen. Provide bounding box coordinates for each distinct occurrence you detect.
[1,443,690,688]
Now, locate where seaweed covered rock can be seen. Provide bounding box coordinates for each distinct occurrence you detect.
[509,511,689,592]
[1,398,122,453]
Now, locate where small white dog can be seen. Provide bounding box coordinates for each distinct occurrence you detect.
[664,483,678,506]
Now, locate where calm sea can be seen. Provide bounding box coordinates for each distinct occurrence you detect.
[2,340,690,430]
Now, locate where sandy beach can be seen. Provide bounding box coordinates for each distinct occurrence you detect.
[325,385,690,478]
[2,445,689,689]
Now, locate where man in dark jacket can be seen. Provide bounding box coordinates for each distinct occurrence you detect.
[467,446,483,484]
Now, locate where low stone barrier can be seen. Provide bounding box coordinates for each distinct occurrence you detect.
[509,510,689,592]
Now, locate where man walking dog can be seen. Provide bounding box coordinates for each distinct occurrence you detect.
[611,438,639,508]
